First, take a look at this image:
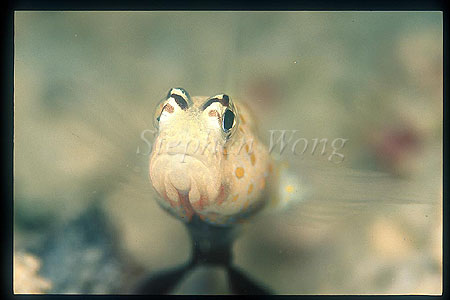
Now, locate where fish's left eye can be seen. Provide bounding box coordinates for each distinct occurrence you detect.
[222,109,235,132]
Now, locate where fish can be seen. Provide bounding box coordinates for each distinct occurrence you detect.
[149,88,279,226]
[148,88,440,227]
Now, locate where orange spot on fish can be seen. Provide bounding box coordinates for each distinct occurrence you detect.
[245,144,249,153]
[285,185,295,193]
[232,194,239,202]
[208,109,218,117]
[235,167,245,178]
[240,114,246,124]
[250,153,256,165]
[248,184,253,194]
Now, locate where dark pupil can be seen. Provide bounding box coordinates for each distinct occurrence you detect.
[223,109,235,131]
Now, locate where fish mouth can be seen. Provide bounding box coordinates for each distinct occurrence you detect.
[149,153,222,215]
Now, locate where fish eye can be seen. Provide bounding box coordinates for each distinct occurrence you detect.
[222,109,236,133]
[154,88,193,129]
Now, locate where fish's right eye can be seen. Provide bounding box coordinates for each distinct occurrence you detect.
[222,109,236,132]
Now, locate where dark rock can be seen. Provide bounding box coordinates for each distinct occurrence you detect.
[31,203,143,293]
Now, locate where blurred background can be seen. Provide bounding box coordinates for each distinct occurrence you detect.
[14,11,442,294]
